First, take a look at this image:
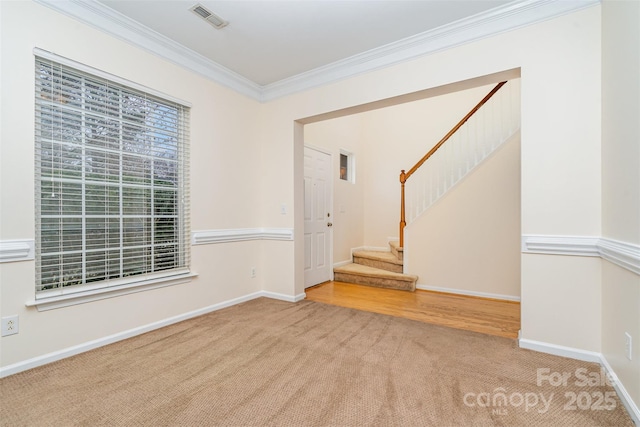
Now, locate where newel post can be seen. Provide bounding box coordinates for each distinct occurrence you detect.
[400,170,406,248]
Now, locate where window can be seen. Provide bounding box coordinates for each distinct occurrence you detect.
[339,150,355,183]
[34,52,190,297]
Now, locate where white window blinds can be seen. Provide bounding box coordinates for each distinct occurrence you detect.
[34,54,190,295]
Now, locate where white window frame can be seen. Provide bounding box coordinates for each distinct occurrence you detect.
[29,49,195,311]
[339,149,356,184]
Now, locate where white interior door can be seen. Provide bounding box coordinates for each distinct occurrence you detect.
[304,147,332,288]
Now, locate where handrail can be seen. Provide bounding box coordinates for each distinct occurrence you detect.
[399,81,507,247]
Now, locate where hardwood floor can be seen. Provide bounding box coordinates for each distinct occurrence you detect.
[305,281,520,339]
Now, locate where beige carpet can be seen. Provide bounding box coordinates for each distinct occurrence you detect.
[0,298,634,426]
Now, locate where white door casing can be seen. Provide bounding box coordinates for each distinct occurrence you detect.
[304,146,332,288]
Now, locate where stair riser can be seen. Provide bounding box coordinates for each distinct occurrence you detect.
[334,272,416,292]
[389,242,403,261]
[353,256,403,273]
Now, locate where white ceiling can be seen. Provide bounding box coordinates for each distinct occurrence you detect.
[97,0,511,86]
[40,0,597,100]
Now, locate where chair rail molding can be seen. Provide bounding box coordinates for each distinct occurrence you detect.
[192,228,294,245]
[522,235,640,275]
[0,239,35,263]
[521,235,600,257]
[599,237,640,276]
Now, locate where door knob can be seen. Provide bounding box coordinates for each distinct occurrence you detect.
[327,222,333,227]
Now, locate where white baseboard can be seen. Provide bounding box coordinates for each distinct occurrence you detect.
[599,353,640,425]
[0,290,305,378]
[261,291,306,303]
[519,338,640,425]
[416,284,521,302]
[518,338,602,362]
[333,260,352,268]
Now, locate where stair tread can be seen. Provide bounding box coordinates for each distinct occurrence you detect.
[334,263,417,282]
[353,250,403,265]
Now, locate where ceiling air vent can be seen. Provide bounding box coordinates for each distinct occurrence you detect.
[190,4,228,29]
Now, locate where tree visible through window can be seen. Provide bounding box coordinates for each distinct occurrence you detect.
[34,55,190,294]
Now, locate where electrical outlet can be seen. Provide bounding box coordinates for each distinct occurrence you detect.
[1,315,19,337]
[251,267,256,278]
[625,333,632,360]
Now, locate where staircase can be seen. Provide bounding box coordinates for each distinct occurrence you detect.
[400,80,520,245]
[333,80,520,293]
[333,241,418,291]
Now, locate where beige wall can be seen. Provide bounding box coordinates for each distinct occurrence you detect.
[602,0,640,244]
[359,83,500,247]
[405,134,521,298]
[2,1,636,413]
[0,1,264,366]
[306,82,521,300]
[601,262,640,407]
[601,0,640,408]
[521,254,602,349]
[303,83,502,262]
[264,6,603,349]
[304,115,365,264]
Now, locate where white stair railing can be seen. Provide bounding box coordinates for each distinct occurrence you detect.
[406,80,520,225]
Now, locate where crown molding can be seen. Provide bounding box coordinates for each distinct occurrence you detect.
[260,0,600,101]
[33,0,262,100]
[34,0,600,102]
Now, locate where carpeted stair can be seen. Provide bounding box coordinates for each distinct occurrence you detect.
[334,241,418,291]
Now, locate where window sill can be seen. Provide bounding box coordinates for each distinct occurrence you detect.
[25,272,198,311]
